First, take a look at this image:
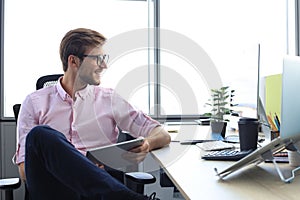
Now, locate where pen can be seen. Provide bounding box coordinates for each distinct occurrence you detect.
[180,140,216,145]
[274,113,281,126]
[267,114,277,131]
[274,116,280,131]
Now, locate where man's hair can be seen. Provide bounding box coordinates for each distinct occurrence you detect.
[59,28,106,72]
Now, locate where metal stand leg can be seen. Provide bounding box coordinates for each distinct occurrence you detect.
[271,159,300,183]
[262,144,300,183]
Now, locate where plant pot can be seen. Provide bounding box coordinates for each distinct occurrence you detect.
[210,121,227,138]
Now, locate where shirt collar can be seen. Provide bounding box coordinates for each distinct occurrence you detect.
[56,77,70,101]
[75,85,93,100]
[56,77,93,101]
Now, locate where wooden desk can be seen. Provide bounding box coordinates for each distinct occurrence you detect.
[152,125,300,200]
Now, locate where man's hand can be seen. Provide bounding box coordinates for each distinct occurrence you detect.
[123,140,150,163]
[124,126,170,163]
[130,139,150,153]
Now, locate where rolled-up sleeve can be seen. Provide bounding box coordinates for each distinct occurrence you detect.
[15,96,38,164]
[111,91,160,138]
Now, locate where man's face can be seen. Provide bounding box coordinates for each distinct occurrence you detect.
[78,46,108,86]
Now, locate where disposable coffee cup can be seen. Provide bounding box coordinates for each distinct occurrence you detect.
[238,118,259,151]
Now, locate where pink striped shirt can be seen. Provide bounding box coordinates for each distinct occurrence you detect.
[15,79,160,164]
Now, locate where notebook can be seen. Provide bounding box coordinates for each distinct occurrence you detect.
[196,141,235,151]
[86,137,144,170]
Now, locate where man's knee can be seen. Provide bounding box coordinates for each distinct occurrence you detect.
[31,125,51,133]
[27,125,68,146]
[28,125,49,137]
[26,125,56,143]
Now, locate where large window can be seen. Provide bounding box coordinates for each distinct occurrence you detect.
[2,0,150,117]
[159,0,294,117]
[160,0,295,117]
[1,0,297,120]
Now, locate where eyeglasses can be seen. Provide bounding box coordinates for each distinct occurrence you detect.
[82,54,109,66]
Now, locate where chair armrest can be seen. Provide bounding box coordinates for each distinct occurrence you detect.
[125,172,156,184]
[125,172,156,194]
[0,178,21,190]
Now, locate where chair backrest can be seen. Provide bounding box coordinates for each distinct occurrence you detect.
[36,74,63,90]
[13,74,63,124]
[13,104,21,123]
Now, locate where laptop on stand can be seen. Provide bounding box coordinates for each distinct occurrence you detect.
[215,56,300,183]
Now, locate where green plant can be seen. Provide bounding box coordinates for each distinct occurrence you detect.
[206,86,235,122]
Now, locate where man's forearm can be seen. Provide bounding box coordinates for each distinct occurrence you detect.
[18,162,26,181]
[146,126,171,151]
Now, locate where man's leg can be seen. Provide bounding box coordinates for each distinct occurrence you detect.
[25,125,145,200]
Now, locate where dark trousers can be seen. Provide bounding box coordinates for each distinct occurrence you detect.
[25,125,131,200]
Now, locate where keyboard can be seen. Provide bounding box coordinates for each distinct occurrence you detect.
[196,141,235,151]
[201,149,253,161]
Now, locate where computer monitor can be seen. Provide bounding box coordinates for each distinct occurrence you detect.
[256,44,271,140]
[280,55,300,139]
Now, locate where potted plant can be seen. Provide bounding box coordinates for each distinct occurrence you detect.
[206,86,236,137]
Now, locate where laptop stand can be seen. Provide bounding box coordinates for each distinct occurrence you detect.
[261,142,300,183]
[215,135,300,182]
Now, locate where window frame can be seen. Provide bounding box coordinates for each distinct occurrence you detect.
[0,0,299,122]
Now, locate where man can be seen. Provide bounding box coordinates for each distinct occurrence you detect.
[15,28,171,200]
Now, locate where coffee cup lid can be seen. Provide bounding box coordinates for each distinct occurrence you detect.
[239,117,258,121]
[238,117,258,124]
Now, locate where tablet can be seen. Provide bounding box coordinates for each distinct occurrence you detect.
[86,137,144,170]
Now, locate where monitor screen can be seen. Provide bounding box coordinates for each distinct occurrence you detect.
[280,56,300,139]
[256,44,271,139]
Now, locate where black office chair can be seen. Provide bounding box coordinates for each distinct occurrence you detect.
[0,104,28,200]
[0,103,23,200]
[2,74,155,199]
[0,178,21,200]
